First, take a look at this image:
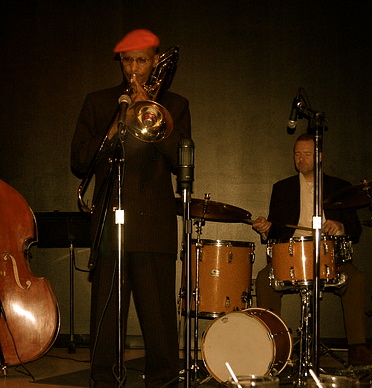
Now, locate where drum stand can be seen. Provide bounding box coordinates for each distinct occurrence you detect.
[293,282,349,386]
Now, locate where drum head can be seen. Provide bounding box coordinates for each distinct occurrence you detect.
[201,311,275,382]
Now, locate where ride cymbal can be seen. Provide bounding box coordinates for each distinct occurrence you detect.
[323,179,372,209]
[175,198,252,223]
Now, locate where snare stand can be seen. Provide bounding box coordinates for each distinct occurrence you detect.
[296,287,312,385]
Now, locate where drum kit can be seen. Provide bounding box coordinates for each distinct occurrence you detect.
[176,179,372,386]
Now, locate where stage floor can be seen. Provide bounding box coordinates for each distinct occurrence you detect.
[0,346,371,388]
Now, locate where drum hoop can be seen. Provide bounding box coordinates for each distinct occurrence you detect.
[243,308,292,339]
[192,239,254,247]
[269,235,341,244]
[330,235,351,241]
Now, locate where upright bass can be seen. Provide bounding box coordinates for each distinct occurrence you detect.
[0,179,60,369]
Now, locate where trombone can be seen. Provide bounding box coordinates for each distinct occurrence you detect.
[77,46,179,214]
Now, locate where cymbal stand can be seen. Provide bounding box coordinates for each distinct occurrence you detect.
[191,218,206,382]
[189,194,217,385]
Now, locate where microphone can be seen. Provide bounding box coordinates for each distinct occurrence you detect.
[287,96,301,134]
[177,137,194,193]
[117,94,131,130]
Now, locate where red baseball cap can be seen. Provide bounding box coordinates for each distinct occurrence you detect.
[113,29,160,53]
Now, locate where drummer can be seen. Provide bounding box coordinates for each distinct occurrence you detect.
[252,132,372,366]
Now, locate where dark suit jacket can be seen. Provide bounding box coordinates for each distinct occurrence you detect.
[71,83,191,254]
[267,173,362,243]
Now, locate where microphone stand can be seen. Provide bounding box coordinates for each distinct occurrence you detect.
[177,138,194,388]
[297,98,327,381]
[113,120,128,388]
[312,112,326,376]
[88,109,129,388]
[182,187,192,388]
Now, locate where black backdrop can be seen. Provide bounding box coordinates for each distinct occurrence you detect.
[1,0,371,339]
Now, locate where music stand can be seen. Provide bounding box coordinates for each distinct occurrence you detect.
[35,211,91,353]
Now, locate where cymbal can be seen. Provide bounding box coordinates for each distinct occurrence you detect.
[323,180,372,209]
[175,198,252,223]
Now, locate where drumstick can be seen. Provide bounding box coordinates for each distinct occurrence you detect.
[243,218,313,232]
[285,224,313,231]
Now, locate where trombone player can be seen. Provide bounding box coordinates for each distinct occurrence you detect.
[71,29,192,388]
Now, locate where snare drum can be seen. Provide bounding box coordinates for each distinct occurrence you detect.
[182,239,255,318]
[268,236,338,286]
[201,308,292,382]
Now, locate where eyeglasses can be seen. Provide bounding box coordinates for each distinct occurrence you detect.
[120,55,154,67]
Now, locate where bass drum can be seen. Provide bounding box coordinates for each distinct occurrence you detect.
[201,308,292,383]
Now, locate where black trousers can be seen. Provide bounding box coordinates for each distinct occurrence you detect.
[90,250,179,388]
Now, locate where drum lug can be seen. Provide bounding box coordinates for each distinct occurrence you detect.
[210,269,220,277]
[228,251,233,263]
[241,291,251,307]
[198,247,203,262]
[269,268,282,291]
[250,250,255,263]
[288,241,294,256]
[289,266,295,280]
[266,244,272,259]
[269,268,294,291]
[268,267,275,282]
[325,265,330,278]
[179,285,185,299]
[323,242,329,255]
[225,296,230,308]
[268,361,275,374]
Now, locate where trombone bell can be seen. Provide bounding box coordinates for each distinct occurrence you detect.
[126,101,173,142]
